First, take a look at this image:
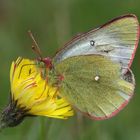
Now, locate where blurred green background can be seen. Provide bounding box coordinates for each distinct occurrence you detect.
[0,0,140,140]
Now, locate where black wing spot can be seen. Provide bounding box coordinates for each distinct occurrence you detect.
[90,40,95,46]
[101,48,114,53]
[103,50,110,53]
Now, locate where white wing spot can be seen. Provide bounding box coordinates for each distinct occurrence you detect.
[90,40,95,46]
[95,75,100,81]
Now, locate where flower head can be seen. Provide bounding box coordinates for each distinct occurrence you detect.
[0,57,74,128]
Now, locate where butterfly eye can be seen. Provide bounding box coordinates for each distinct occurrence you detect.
[90,40,95,46]
[42,57,53,69]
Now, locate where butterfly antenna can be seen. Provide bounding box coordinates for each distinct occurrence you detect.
[28,30,43,60]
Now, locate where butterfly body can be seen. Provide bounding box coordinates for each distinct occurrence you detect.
[33,14,139,120]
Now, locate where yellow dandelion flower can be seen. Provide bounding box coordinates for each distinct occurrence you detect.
[1,57,74,128]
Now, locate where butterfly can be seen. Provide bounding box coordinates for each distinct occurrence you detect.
[49,14,139,120]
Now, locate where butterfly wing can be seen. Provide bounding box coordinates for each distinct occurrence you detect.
[55,55,135,120]
[53,14,139,73]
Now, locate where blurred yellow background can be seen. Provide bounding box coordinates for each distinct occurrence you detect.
[0,0,140,140]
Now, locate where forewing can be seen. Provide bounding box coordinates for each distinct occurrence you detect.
[54,14,139,73]
[55,55,135,120]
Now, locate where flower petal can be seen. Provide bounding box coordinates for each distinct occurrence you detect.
[10,57,74,119]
